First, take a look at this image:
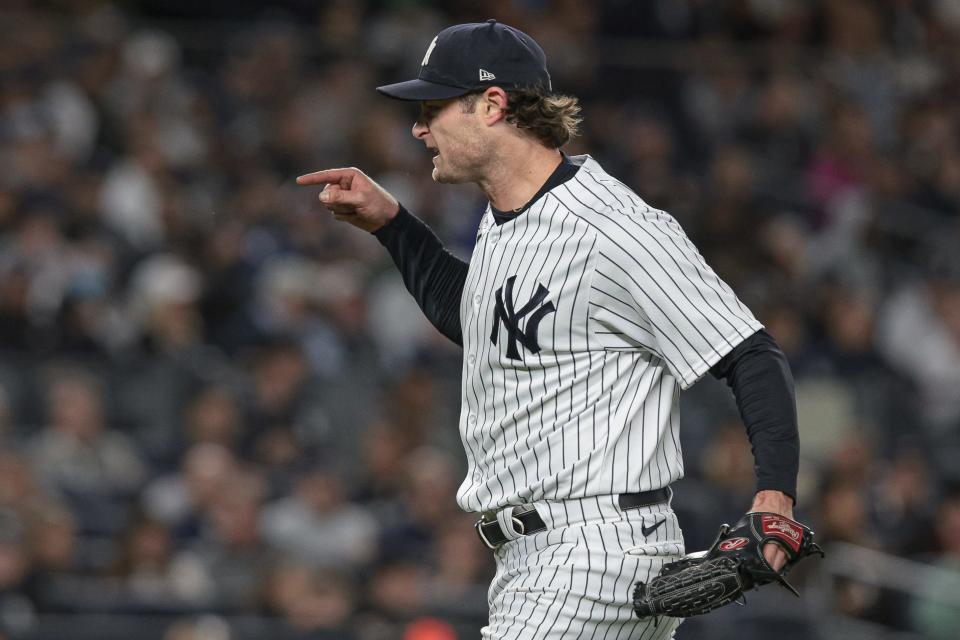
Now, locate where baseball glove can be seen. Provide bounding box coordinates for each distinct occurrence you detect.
[632,512,824,620]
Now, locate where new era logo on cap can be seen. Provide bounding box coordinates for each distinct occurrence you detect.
[377,19,551,101]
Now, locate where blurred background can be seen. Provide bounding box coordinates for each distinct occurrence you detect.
[0,0,959,638]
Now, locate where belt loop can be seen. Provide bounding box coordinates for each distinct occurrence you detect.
[495,507,525,543]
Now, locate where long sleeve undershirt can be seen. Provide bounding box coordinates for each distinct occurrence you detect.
[373,206,799,503]
[708,329,799,503]
[373,205,468,345]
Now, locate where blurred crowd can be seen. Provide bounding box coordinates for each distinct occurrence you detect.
[0,0,959,638]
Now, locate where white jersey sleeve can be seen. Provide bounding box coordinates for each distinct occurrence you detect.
[582,186,762,389]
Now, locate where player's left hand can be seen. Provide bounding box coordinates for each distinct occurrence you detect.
[632,509,824,620]
[750,490,794,571]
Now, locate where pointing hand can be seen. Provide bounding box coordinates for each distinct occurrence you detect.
[297,167,400,233]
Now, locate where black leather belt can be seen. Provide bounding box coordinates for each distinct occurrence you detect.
[475,487,672,550]
[618,486,672,511]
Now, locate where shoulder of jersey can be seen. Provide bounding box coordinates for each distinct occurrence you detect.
[552,156,678,236]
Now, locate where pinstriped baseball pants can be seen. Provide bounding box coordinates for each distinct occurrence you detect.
[482,495,684,639]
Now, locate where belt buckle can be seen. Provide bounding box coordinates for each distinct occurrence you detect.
[474,513,499,550]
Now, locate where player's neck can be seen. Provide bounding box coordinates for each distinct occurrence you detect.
[479,142,563,212]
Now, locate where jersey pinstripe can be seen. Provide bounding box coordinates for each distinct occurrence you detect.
[482,495,683,639]
[456,155,762,513]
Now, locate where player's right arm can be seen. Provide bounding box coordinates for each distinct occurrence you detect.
[297,167,467,346]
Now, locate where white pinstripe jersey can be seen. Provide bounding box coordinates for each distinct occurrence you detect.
[456,155,763,513]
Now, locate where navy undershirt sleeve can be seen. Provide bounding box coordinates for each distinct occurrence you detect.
[709,329,800,504]
[372,205,467,346]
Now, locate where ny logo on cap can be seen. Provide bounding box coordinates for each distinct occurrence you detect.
[421,36,438,66]
[479,68,496,81]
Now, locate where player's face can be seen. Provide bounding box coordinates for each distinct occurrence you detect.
[412,96,490,184]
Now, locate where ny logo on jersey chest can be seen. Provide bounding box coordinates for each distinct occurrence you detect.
[490,276,556,360]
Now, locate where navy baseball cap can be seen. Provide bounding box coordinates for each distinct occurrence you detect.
[376,19,552,101]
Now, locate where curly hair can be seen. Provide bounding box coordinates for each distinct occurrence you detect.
[460,86,582,148]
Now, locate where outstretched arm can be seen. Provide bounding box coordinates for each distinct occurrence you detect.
[297,167,467,345]
[373,206,467,345]
[709,328,800,570]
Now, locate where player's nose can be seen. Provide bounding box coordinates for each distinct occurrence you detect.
[412,120,429,139]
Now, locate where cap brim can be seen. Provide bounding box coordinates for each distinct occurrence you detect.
[376,79,470,101]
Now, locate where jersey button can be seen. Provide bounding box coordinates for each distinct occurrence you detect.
[467,354,476,365]
[473,294,482,306]
[468,414,477,425]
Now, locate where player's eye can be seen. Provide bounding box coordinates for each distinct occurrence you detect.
[418,104,438,124]
[418,100,447,125]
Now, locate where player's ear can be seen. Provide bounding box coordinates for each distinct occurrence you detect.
[480,87,508,126]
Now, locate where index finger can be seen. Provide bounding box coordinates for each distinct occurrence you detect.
[763,542,787,570]
[296,168,356,187]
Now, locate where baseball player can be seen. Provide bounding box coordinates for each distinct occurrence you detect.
[298,20,805,638]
